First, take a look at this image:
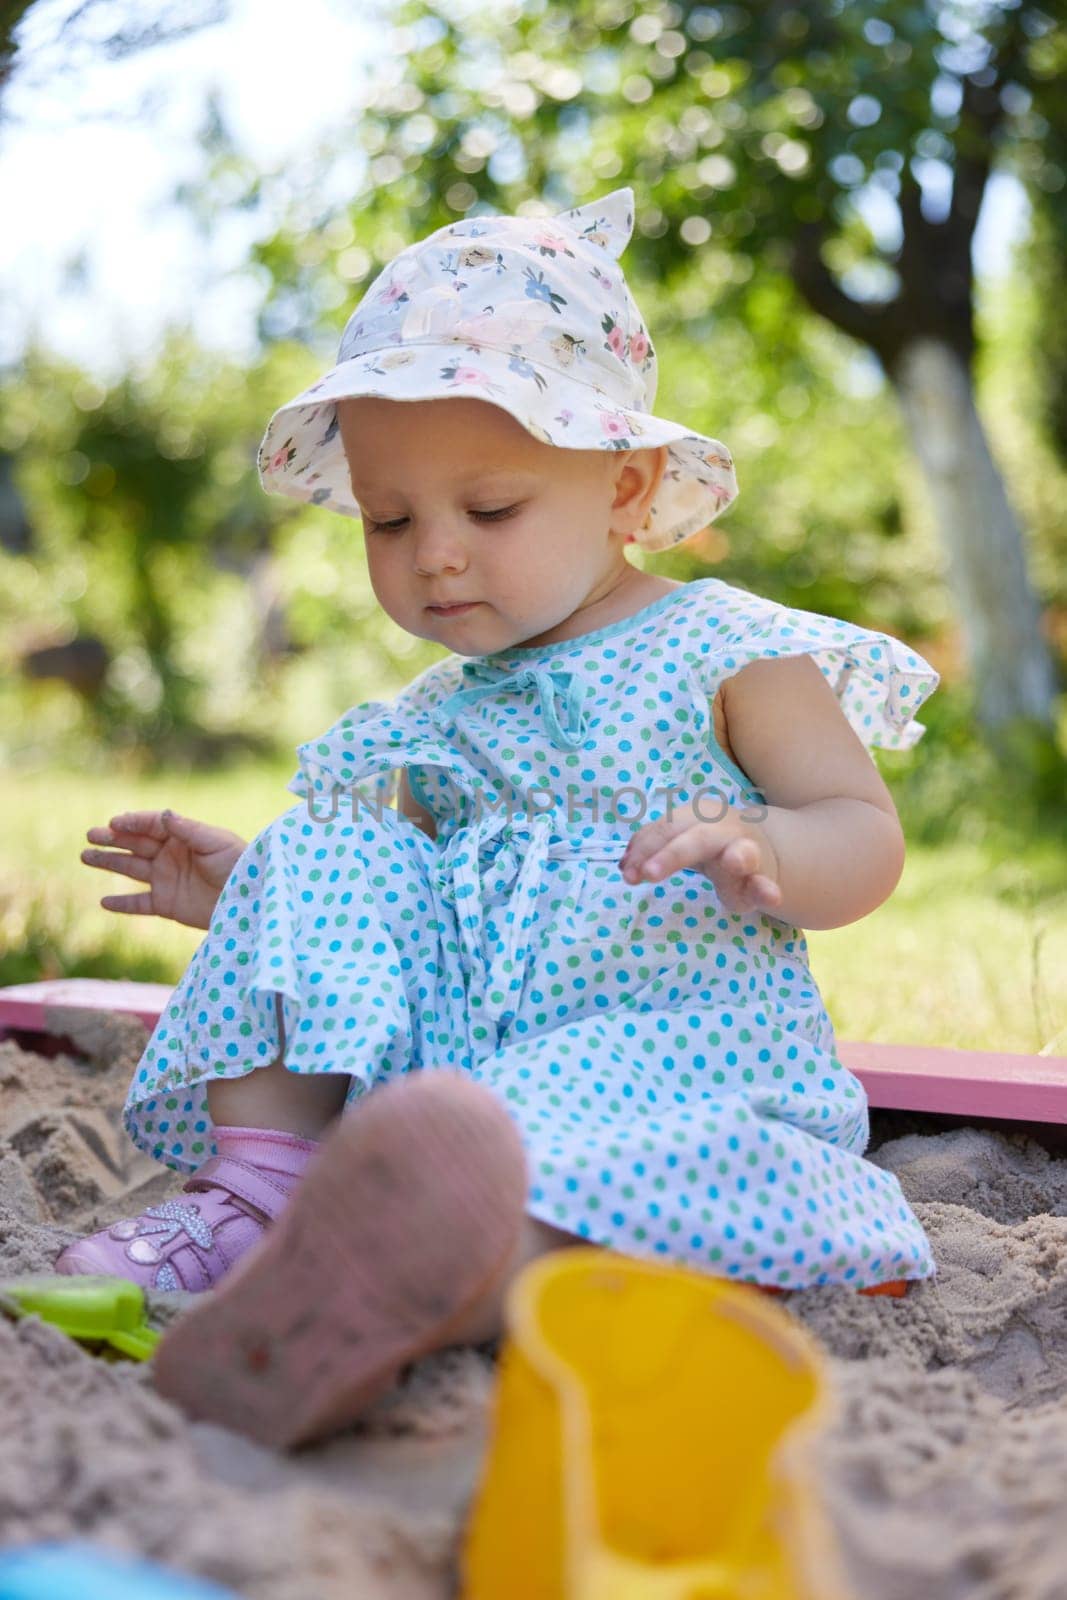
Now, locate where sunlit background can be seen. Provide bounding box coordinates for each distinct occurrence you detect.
[0,0,1064,1055]
[1,0,385,375]
[0,0,1032,374]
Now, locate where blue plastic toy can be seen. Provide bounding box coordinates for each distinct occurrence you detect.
[0,1546,239,1600]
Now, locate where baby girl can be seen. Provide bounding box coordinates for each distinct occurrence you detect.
[59,186,939,1448]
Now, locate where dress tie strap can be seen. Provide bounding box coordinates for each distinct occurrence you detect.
[431,812,623,1034]
[434,661,592,750]
[431,811,551,1030]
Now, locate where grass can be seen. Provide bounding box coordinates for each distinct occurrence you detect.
[0,759,297,986]
[809,838,1067,1056]
[2,762,1065,1057]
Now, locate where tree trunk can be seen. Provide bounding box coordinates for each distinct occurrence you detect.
[891,337,1058,731]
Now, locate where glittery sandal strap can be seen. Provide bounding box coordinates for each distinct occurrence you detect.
[183,1155,296,1222]
[55,1154,302,1294]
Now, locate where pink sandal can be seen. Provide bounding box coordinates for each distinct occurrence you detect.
[54,1127,318,1293]
[151,1071,529,1449]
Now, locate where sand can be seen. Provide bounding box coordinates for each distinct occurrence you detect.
[1,1009,1066,1600]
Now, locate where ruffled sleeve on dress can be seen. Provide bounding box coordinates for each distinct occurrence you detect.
[285,654,475,812]
[286,699,399,811]
[696,582,940,752]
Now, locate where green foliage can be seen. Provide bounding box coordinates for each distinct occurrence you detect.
[2,336,263,754]
[1022,200,1067,463]
[647,309,945,633]
[884,680,1067,848]
[0,332,437,770]
[239,0,1064,349]
[0,884,181,988]
[808,829,1067,1055]
[0,758,295,987]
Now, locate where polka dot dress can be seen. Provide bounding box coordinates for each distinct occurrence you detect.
[129,578,941,1289]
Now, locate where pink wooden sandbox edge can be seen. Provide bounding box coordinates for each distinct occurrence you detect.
[0,979,1064,1124]
[0,978,175,1031]
[837,1038,1067,1123]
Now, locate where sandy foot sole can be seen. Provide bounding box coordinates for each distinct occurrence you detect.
[151,1070,529,1449]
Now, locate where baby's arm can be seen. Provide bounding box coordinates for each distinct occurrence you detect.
[721,655,905,928]
[623,655,905,930]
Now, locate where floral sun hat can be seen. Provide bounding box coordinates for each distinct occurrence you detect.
[257,185,738,551]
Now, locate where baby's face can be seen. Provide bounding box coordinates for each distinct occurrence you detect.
[337,396,664,654]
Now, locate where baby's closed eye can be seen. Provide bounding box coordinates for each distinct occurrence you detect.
[361,505,523,533]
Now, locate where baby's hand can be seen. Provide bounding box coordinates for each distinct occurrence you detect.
[81,810,248,931]
[619,802,782,916]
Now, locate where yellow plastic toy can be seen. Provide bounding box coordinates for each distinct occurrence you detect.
[461,1250,853,1600]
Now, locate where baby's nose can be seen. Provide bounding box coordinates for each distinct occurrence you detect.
[413,530,470,575]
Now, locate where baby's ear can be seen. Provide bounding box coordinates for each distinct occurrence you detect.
[642,444,670,497]
[610,446,668,534]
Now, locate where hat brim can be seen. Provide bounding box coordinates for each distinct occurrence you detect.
[257,342,738,552]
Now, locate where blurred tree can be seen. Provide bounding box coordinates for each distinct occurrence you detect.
[0,449,32,552]
[0,2,33,96]
[243,0,1063,770]
[3,338,290,761]
[0,0,227,113]
[1025,197,1067,461]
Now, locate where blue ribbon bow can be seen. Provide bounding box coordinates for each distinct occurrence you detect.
[434,661,592,751]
